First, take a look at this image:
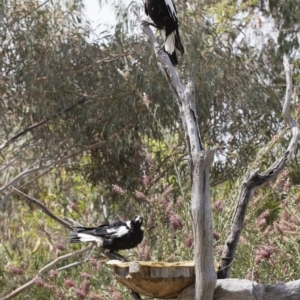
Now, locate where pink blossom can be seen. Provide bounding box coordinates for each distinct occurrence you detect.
[35,277,46,287]
[54,288,64,299]
[89,292,104,300]
[80,279,90,294]
[49,269,58,278]
[141,174,151,187]
[255,218,267,229]
[147,213,155,226]
[108,287,123,300]
[9,266,23,275]
[255,209,270,229]
[168,213,183,231]
[163,199,173,212]
[176,196,184,207]
[70,202,79,212]
[148,197,157,204]
[262,225,273,237]
[283,180,291,190]
[138,240,151,261]
[184,232,194,248]
[212,200,224,213]
[64,279,75,287]
[134,190,146,200]
[145,153,154,165]
[89,257,103,270]
[74,289,86,299]
[168,253,175,262]
[275,223,284,235]
[80,272,92,279]
[254,245,278,263]
[293,194,300,201]
[282,170,289,178]
[112,184,125,195]
[55,243,67,251]
[112,291,123,300]
[142,93,150,106]
[162,185,173,197]
[89,258,98,268]
[254,255,262,264]
[213,231,220,240]
[44,282,54,289]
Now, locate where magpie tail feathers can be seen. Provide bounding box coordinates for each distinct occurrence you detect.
[164,32,178,66]
[69,227,103,246]
[166,50,178,66]
[163,30,184,66]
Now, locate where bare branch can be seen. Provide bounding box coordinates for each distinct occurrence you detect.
[283,58,299,157]
[0,95,90,152]
[0,139,98,195]
[0,154,20,172]
[55,247,103,272]
[10,186,72,230]
[218,58,300,279]
[0,164,53,192]
[1,245,93,300]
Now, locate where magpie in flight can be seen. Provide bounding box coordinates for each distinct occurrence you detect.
[143,0,185,66]
[69,215,144,253]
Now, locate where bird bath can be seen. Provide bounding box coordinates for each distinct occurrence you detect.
[107,260,195,299]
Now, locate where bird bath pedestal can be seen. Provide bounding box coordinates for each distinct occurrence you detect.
[107,260,195,299]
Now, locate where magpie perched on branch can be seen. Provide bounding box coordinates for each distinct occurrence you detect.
[143,0,185,66]
[69,215,144,253]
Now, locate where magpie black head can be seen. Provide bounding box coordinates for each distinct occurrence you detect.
[132,215,143,227]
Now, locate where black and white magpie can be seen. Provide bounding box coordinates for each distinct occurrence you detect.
[69,215,144,253]
[144,0,185,66]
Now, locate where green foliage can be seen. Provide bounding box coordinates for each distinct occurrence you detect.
[0,0,285,192]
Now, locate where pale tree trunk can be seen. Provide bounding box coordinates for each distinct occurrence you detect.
[139,13,217,300]
[191,151,216,300]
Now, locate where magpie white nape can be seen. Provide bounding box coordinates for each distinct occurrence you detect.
[143,0,184,66]
[69,215,144,253]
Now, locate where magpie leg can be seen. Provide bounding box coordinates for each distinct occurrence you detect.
[141,20,165,54]
[111,252,127,262]
[141,20,158,28]
[156,44,165,54]
[103,250,127,262]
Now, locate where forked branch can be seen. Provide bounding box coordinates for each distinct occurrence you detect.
[218,58,300,279]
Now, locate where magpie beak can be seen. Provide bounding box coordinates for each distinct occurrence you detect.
[69,215,144,253]
[144,0,185,66]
